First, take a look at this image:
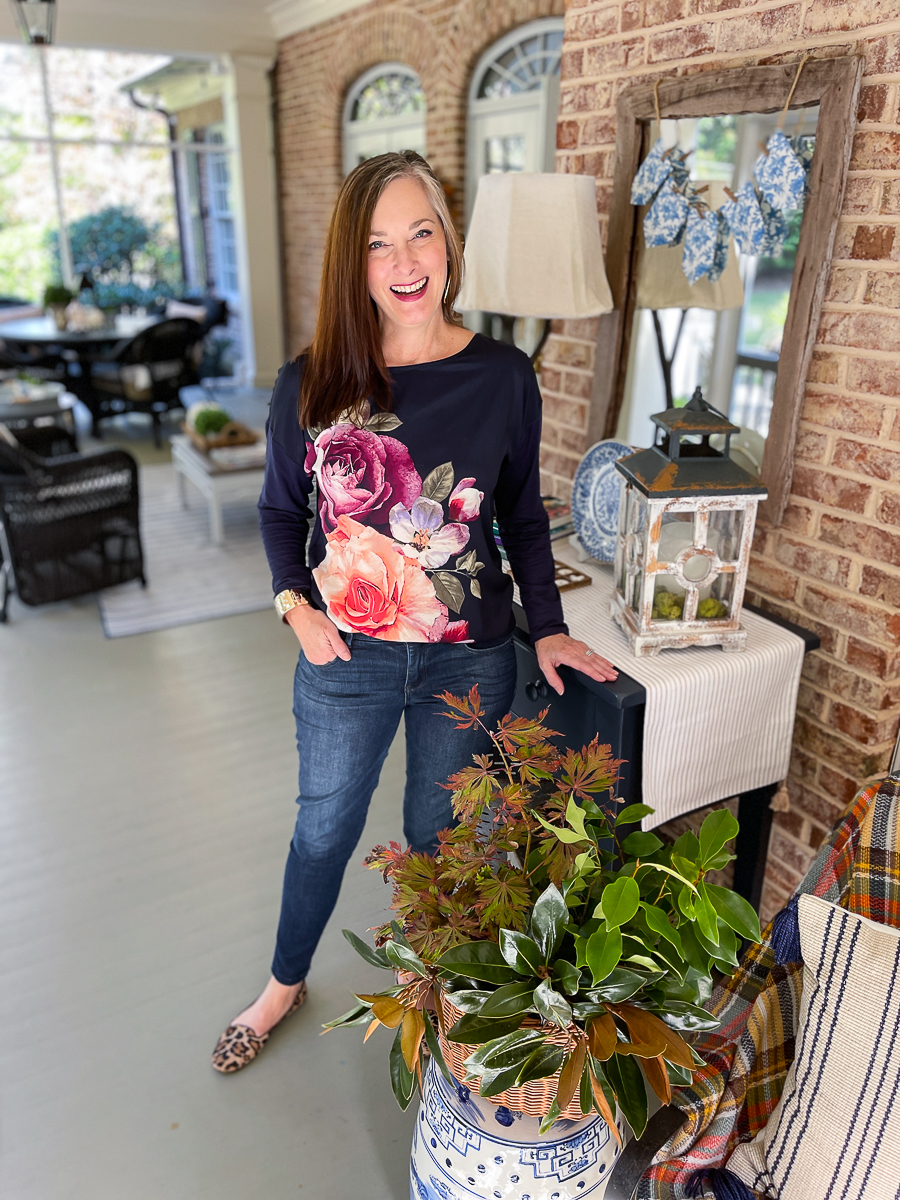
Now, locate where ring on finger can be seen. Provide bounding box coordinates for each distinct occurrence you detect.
[585,649,595,658]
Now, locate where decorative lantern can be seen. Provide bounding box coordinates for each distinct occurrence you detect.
[611,387,767,656]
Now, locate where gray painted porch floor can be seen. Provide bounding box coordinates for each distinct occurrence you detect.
[0,596,414,1199]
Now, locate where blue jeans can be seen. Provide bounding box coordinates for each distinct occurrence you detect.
[271,631,518,985]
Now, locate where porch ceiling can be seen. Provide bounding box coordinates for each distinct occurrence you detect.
[0,0,375,55]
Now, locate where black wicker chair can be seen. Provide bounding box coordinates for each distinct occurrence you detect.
[84,317,203,446]
[0,434,144,622]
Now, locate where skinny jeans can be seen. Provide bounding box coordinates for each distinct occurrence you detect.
[271,630,518,985]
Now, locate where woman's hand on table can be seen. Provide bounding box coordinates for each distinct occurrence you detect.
[285,605,351,665]
[534,633,618,695]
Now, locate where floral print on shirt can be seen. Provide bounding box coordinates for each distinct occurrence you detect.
[306,410,485,642]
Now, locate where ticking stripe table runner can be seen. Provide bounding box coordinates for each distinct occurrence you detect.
[517,541,805,829]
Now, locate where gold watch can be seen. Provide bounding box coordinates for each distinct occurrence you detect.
[274,588,311,620]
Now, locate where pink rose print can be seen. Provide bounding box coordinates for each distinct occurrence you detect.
[313,515,447,642]
[305,423,421,530]
[441,621,470,642]
[389,496,469,569]
[448,478,484,522]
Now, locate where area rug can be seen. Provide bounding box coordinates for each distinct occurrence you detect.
[98,462,273,637]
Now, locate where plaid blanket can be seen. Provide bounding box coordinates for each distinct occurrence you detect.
[638,774,900,1200]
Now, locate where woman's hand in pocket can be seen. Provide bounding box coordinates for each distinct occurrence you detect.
[285,605,351,665]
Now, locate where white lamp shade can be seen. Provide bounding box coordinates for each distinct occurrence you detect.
[456,173,614,319]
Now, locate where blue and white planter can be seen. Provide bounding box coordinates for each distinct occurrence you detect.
[410,1060,623,1200]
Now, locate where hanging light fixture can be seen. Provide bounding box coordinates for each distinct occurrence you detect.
[10,0,56,44]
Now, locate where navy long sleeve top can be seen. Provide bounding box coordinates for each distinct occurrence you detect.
[258,333,567,645]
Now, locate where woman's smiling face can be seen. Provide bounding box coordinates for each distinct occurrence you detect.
[367,175,448,330]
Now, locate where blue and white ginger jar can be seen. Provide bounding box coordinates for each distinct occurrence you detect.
[410,1061,623,1200]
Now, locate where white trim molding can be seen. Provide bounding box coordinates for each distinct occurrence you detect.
[266,0,369,40]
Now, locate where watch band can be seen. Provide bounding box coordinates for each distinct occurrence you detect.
[274,588,311,620]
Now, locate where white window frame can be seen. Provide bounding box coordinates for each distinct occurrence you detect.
[342,62,426,178]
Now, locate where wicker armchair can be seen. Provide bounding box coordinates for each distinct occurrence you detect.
[0,434,144,622]
[84,317,203,446]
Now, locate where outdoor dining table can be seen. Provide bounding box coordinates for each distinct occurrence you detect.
[0,313,163,420]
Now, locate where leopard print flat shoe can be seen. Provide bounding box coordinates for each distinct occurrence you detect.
[211,981,307,1073]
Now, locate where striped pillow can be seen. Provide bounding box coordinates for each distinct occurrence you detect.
[727,893,900,1200]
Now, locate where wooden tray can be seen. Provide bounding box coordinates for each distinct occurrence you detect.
[183,420,258,453]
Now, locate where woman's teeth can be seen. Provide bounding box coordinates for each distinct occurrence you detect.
[390,277,428,296]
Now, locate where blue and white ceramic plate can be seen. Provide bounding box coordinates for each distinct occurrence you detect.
[571,440,632,562]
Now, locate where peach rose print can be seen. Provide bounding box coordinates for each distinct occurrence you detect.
[313,516,449,642]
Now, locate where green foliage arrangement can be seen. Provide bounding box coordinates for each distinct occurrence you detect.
[193,407,232,436]
[326,687,761,1138]
[43,283,74,307]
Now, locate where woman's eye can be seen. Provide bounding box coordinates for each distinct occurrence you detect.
[368,240,386,251]
[413,229,432,239]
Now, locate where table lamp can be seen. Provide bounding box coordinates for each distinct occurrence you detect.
[456,173,614,363]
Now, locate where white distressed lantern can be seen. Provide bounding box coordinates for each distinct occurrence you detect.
[611,388,767,656]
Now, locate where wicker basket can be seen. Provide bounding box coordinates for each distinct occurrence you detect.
[184,420,258,453]
[437,988,585,1121]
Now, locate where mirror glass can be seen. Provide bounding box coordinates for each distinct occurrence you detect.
[615,108,819,475]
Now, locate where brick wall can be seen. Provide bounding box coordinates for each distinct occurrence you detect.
[554,1,900,920]
[276,1,900,922]
[276,0,564,353]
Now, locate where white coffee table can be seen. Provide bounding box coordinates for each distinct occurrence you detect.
[170,433,266,545]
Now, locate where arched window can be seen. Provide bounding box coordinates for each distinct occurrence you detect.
[465,19,565,218]
[342,64,426,177]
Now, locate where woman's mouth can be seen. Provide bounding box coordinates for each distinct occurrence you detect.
[389,276,428,302]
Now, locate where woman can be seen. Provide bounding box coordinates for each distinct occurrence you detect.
[211,151,617,1072]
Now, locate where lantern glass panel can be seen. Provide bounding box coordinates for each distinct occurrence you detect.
[650,574,685,621]
[707,508,745,562]
[697,571,735,621]
[657,512,694,566]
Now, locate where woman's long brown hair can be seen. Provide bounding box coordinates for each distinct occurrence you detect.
[299,150,464,430]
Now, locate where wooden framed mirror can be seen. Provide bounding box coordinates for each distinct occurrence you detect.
[588,56,864,526]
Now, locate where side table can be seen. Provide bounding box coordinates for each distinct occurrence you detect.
[170,434,266,546]
[511,603,819,911]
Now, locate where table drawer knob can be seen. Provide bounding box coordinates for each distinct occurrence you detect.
[525,679,550,701]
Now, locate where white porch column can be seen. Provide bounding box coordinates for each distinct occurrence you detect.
[222,53,284,390]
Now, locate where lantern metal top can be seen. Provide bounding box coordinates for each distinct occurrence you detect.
[615,386,768,499]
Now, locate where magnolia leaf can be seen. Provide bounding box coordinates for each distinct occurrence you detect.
[432,571,465,613]
[533,809,588,844]
[622,831,664,857]
[588,1012,618,1061]
[479,980,537,1019]
[442,988,492,1013]
[598,876,640,928]
[446,1012,527,1043]
[478,1059,533,1098]
[363,1017,381,1043]
[321,1002,372,1032]
[552,959,581,996]
[400,1007,426,1072]
[586,925,623,985]
[514,1043,564,1088]
[530,883,568,962]
[437,940,520,985]
[604,1051,648,1138]
[389,1024,418,1109]
[364,412,402,433]
[659,1001,721,1033]
[384,940,428,976]
[423,1012,454,1085]
[533,978,572,1029]
[704,883,763,944]
[556,1038,587,1112]
[589,1063,623,1147]
[678,924,713,975]
[615,803,655,826]
[539,1099,562,1135]
[499,929,543,975]
[579,1058,594,1116]
[585,967,645,1002]
[698,806,739,866]
[421,461,454,502]
[642,1053,673,1106]
[610,1003,690,1067]
[342,929,392,969]
[464,1028,546,1073]
[370,996,406,1028]
[469,577,481,600]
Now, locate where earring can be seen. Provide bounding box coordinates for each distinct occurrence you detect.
[442,267,451,304]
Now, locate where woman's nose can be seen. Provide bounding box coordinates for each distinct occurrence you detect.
[392,243,418,273]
